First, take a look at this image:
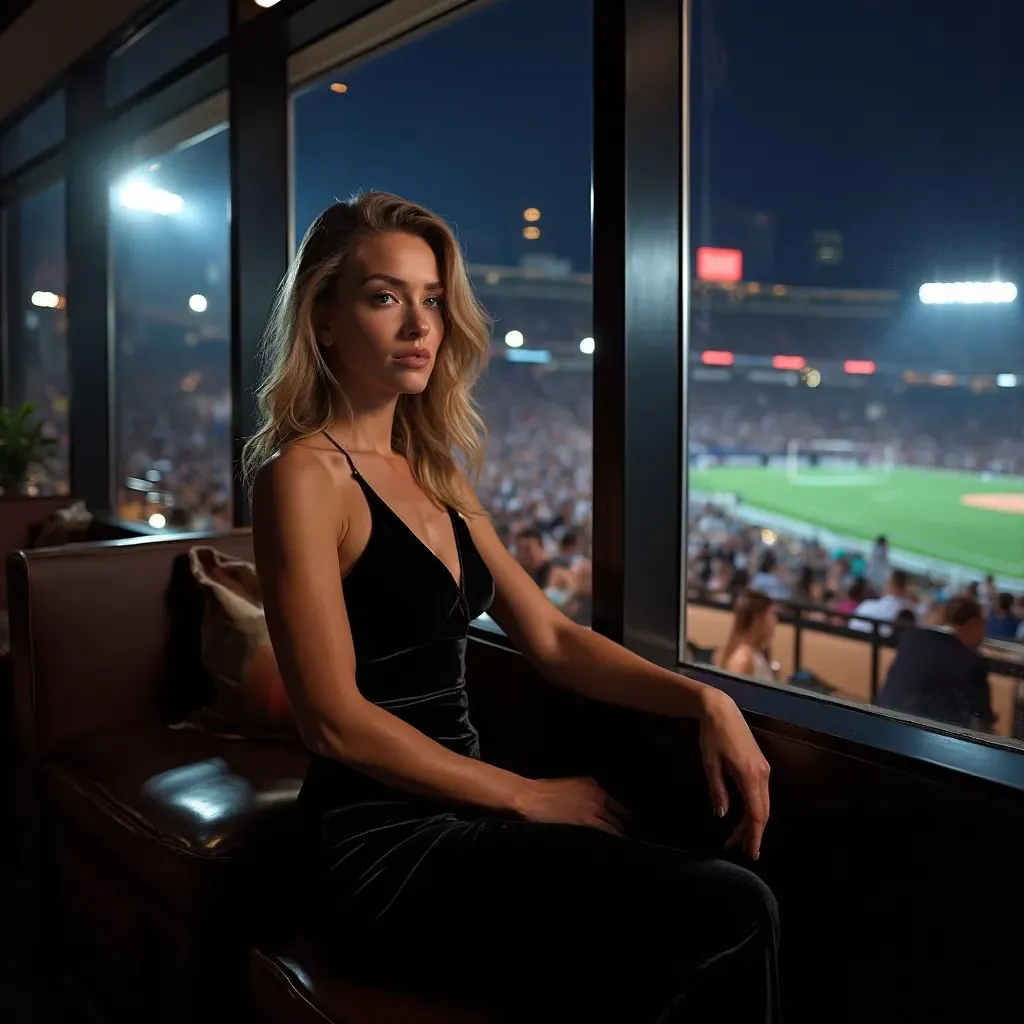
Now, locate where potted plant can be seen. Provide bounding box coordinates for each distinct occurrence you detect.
[0,402,58,496]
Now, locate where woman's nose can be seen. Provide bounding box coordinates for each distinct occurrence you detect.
[402,312,429,338]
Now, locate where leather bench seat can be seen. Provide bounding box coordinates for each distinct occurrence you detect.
[40,724,305,921]
[249,940,496,1024]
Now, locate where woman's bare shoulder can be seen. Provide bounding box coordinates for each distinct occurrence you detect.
[252,439,353,522]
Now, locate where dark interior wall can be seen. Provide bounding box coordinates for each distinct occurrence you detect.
[466,636,1024,1024]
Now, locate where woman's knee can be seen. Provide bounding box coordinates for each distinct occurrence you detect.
[679,857,779,957]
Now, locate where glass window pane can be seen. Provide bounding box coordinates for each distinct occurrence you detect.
[1,90,65,174]
[110,125,232,531]
[2,180,70,495]
[292,0,594,626]
[106,0,228,108]
[687,0,1023,749]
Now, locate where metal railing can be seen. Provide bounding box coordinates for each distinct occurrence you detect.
[686,589,1024,737]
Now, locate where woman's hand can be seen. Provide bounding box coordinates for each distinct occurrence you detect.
[699,689,771,860]
[516,776,631,836]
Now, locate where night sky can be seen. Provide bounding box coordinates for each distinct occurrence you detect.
[16,0,1024,300]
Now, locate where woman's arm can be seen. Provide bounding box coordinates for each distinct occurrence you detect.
[464,504,771,858]
[251,449,626,833]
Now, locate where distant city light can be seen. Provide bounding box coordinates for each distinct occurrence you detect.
[696,247,743,284]
[31,291,61,308]
[506,349,552,365]
[844,359,877,376]
[189,294,208,313]
[504,330,524,348]
[996,373,1018,388]
[918,281,1017,305]
[772,354,805,371]
[522,226,541,240]
[148,513,167,529]
[701,350,735,367]
[802,367,822,388]
[523,207,541,222]
[117,180,184,216]
[579,337,595,355]
[330,83,348,93]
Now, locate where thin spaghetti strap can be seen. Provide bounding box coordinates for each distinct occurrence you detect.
[322,430,359,477]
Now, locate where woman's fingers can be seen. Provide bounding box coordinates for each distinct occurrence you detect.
[591,813,625,836]
[704,750,730,818]
[731,765,770,860]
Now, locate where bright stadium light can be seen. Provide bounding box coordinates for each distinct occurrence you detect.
[31,291,61,308]
[996,373,1018,388]
[254,0,283,7]
[117,179,185,216]
[918,281,1017,305]
[189,294,208,313]
[579,336,595,355]
[148,513,167,529]
[504,329,524,348]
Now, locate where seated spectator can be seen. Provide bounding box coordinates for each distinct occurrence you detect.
[833,577,868,622]
[715,590,778,684]
[551,529,583,568]
[514,527,552,588]
[876,596,995,733]
[986,592,1021,641]
[750,551,789,601]
[850,569,914,634]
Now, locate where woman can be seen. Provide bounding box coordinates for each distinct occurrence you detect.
[246,193,778,1021]
[716,591,778,683]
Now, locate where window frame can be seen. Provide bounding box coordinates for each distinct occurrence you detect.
[673,0,1024,777]
[0,0,1019,785]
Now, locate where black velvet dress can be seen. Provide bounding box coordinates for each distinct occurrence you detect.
[297,436,781,1022]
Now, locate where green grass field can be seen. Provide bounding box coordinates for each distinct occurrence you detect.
[689,466,1024,580]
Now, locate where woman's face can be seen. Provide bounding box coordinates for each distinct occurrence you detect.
[318,231,446,399]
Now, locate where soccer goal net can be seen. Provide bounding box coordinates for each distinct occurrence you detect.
[785,439,896,484]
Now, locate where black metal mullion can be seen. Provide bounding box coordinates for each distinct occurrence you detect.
[228,8,290,527]
[592,0,684,665]
[65,59,112,513]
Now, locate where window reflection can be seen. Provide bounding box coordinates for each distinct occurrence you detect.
[292,0,593,625]
[0,90,65,173]
[686,0,1024,746]
[111,126,232,531]
[2,180,70,496]
[105,0,228,108]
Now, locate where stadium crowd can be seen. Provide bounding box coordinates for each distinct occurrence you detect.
[18,356,1023,648]
[685,501,1024,643]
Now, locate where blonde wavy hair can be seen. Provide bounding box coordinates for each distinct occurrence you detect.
[242,192,491,516]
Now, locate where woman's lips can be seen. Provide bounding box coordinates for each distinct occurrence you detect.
[395,351,431,369]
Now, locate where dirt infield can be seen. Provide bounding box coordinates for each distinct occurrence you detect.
[961,493,1024,514]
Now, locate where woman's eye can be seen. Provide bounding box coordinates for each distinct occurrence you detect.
[424,296,445,309]
[371,291,397,305]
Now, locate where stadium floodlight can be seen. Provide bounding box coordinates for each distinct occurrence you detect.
[117,179,185,216]
[254,0,283,7]
[504,329,524,348]
[579,336,595,355]
[31,291,61,308]
[918,281,1017,305]
[996,373,1018,388]
[148,513,167,529]
[189,294,208,313]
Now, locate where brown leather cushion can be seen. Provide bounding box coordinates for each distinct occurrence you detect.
[41,724,306,922]
[249,941,496,1024]
[185,546,298,743]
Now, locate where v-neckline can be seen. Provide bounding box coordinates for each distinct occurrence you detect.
[367,483,464,592]
[321,431,464,591]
